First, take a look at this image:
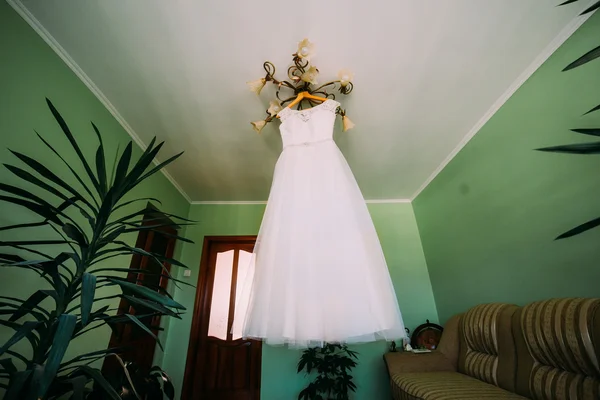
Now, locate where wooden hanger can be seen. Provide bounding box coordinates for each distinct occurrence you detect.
[277,92,329,118]
[287,91,328,109]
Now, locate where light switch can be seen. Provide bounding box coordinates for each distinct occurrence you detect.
[183,269,192,277]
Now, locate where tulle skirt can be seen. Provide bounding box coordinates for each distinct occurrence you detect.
[233,140,405,348]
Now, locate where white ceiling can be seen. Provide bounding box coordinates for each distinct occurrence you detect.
[11,0,594,202]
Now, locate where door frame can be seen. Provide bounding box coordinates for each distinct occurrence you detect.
[102,204,178,375]
[182,235,260,400]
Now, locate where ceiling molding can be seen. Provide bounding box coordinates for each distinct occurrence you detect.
[410,4,596,202]
[9,0,594,205]
[7,0,192,203]
[190,201,268,205]
[365,199,411,204]
[190,199,412,205]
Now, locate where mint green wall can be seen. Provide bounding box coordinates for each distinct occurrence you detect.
[162,202,437,399]
[0,1,189,368]
[413,13,600,324]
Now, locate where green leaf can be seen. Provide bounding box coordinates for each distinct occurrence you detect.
[106,208,195,230]
[71,306,112,337]
[115,241,189,269]
[557,0,580,5]
[536,142,600,154]
[556,216,600,239]
[2,165,92,219]
[108,278,185,309]
[121,222,194,244]
[118,138,161,191]
[41,255,69,299]
[92,122,108,197]
[145,229,195,244]
[98,225,126,248]
[28,364,46,399]
[0,320,39,355]
[7,150,95,214]
[113,142,133,188]
[70,366,121,400]
[345,349,358,359]
[59,347,124,369]
[124,295,181,319]
[570,128,600,137]
[0,321,40,357]
[45,98,101,195]
[563,44,600,71]
[62,223,88,247]
[0,194,62,225]
[9,290,51,322]
[580,0,600,14]
[0,253,25,263]
[3,350,30,369]
[113,197,162,212]
[38,314,77,397]
[0,263,49,283]
[108,143,120,187]
[0,240,69,247]
[133,151,184,189]
[0,358,17,375]
[0,221,47,232]
[584,103,600,115]
[94,269,194,289]
[5,369,32,400]
[81,273,96,326]
[35,131,99,211]
[124,314,163,350]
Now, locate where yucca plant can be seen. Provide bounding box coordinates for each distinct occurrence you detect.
[536,0,600,239]
[0,98,193,399]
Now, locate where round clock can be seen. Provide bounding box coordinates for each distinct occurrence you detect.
[410,319,443,350]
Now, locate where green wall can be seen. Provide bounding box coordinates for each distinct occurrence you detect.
[0,0,189,370]
[413,12,600,324]
[162,203,437,399]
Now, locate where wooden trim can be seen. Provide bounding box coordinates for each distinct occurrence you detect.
[182,236,257,400]
[227,249,240,341]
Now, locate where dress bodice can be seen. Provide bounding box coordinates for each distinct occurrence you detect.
[277,99,339,148]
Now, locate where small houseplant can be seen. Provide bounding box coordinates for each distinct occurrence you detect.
[297,344,358,400]
[0,98,192,399]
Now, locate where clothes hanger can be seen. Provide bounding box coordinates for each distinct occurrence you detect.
[277,91,329,118]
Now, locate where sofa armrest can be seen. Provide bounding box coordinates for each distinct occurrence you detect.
[383,351,456,376]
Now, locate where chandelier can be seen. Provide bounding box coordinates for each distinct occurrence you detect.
[247,38,355,134]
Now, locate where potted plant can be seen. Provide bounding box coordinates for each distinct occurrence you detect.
[297,343,358,400]
[0,98,192,399]
[87,361,175,400]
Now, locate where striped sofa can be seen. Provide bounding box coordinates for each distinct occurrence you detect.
[384,298,600,400]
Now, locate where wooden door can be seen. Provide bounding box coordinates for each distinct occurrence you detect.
[102,208,177,375]
[183,236,262,400]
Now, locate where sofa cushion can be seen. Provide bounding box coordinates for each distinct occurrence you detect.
[517,298,600,400]
[391,372,528,400]
[458,303,519,391]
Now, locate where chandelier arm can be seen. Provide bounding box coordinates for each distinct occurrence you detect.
[312,81,338,93]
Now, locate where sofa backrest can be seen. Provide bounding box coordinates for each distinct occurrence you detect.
[457,303,519,392]
[513,298,600,400]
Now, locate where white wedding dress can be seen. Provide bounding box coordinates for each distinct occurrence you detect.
[233,99,405,348]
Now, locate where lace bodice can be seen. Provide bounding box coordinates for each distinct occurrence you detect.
[277,99,339,148]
